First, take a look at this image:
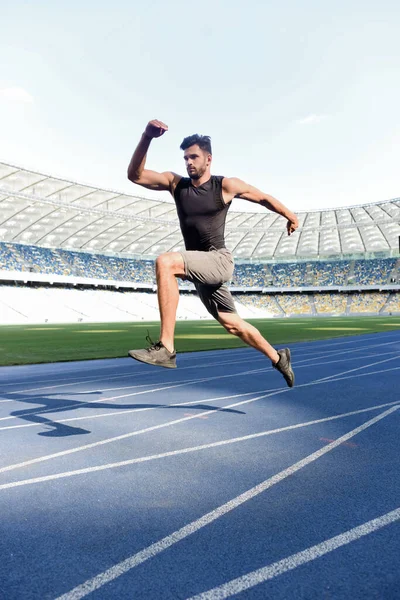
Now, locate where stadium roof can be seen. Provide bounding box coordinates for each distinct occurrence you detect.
[0,161,399,260]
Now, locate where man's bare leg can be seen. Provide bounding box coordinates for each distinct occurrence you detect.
[218,311,279,363]
[128,252,185,368]
[155,252,186,353]
[217,311,295,387]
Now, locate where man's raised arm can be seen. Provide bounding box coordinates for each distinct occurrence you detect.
[223,177,299,236]
[127,119,180,192]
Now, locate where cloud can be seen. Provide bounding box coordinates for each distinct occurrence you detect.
[0,86,34,104]
[297,114,328,125]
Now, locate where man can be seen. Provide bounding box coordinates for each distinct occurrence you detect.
[127,119,299,387]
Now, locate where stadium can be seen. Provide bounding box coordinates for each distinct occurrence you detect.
[0,160,399,331]
[2,0,400,595]
[1,159,400,600]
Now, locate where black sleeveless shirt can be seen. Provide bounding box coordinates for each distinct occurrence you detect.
[173,175,231,251]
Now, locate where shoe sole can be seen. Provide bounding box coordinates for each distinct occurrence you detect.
[128,351,177,369]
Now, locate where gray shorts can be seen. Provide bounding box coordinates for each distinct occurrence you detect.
[179,247,236,319]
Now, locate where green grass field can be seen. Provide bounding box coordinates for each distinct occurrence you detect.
[0,315,399,366]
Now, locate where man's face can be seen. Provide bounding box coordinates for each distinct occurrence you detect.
[183,144,211,180]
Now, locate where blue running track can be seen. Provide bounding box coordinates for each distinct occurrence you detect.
[0,331,399,599]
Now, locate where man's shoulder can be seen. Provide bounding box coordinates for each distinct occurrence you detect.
[165,173,183,195]
[220,176,242,204]
[174,176,189,189]
[220,176,236,192]
[211,174,226,186]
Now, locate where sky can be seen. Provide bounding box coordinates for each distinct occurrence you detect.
[1,0,400,212]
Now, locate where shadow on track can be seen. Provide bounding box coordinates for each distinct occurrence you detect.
[2,391,246,437]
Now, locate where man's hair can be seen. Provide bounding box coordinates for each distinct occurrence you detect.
[180,134,212,155]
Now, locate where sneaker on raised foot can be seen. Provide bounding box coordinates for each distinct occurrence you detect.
[272,348,295,387]
[128,336,177,369]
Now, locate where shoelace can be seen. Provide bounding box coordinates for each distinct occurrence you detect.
[145,331,163,352]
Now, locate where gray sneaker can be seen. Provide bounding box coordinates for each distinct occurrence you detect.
[128,336,177,369]
[273,348,295,387]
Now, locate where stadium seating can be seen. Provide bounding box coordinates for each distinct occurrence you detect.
[276,293,313,315]
[309,261,351,286]
[0,242,398,289]
[1,241,399,324]
[234,294,283,316]
[230,263,271,287]
[314,293,348,314]
[352,258,397,285]
[0,241,156,283]
[0,285,215,324]
[271,262,309,287]
[383,292,400,314]
[349,292,389,313]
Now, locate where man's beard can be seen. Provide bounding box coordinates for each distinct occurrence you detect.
[188,166,206,180]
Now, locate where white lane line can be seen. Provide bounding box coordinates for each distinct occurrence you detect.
[2,336,399,396]
[0,350,263,392]
[53,406,399,600]
[237,351,400,380]
[1,349,280,395]
[293,338,400,362]
[0,348,396,414]
[0,349,338,396]
[2,334,383,389]
[312,354,400,383]
[288,332,400,352]
[0,388,282,475]
[1,333,392,388]
[188,506,400,600]
[0,350,344,418]
[2,348,398,424]
[1,355,258,395]
[0,352,399,438]
[2,399,399,485]
[0,360,398,440]
[2,337,397,403]
[0,388,266,432]
[0,371,133,390]
[0,366,270,423]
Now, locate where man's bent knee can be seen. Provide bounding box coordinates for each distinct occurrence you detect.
[156,252,185,277]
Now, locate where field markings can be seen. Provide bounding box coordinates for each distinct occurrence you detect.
[1,398,399,485]
[0,351,399,434]
[1,349,399,427]
[53,406,399,600]
[0,361,399,482]
[1,334,399,395]
[188,506,400,599]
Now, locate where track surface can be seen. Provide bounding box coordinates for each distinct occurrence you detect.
[0,331,399,599]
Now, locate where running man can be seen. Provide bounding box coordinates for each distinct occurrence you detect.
[127,119,299,387]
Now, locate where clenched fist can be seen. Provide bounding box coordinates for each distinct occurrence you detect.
[144,119,168,139]
[286,214,299,236]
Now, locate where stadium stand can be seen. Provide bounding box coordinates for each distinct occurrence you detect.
[0,241,156,283]
[352,258,397,285]
[383,292,400,314]
[275,293,313,315]
[1,241,400,323]
[309,261,351,286]
[0,241,398,288]
[0,162,399,324]
[234,294,284,317]
[349,292,390,314]
[271,262,309,287]
[230,263,270,287]
[0,285,216,324]
[314,293,348,315]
